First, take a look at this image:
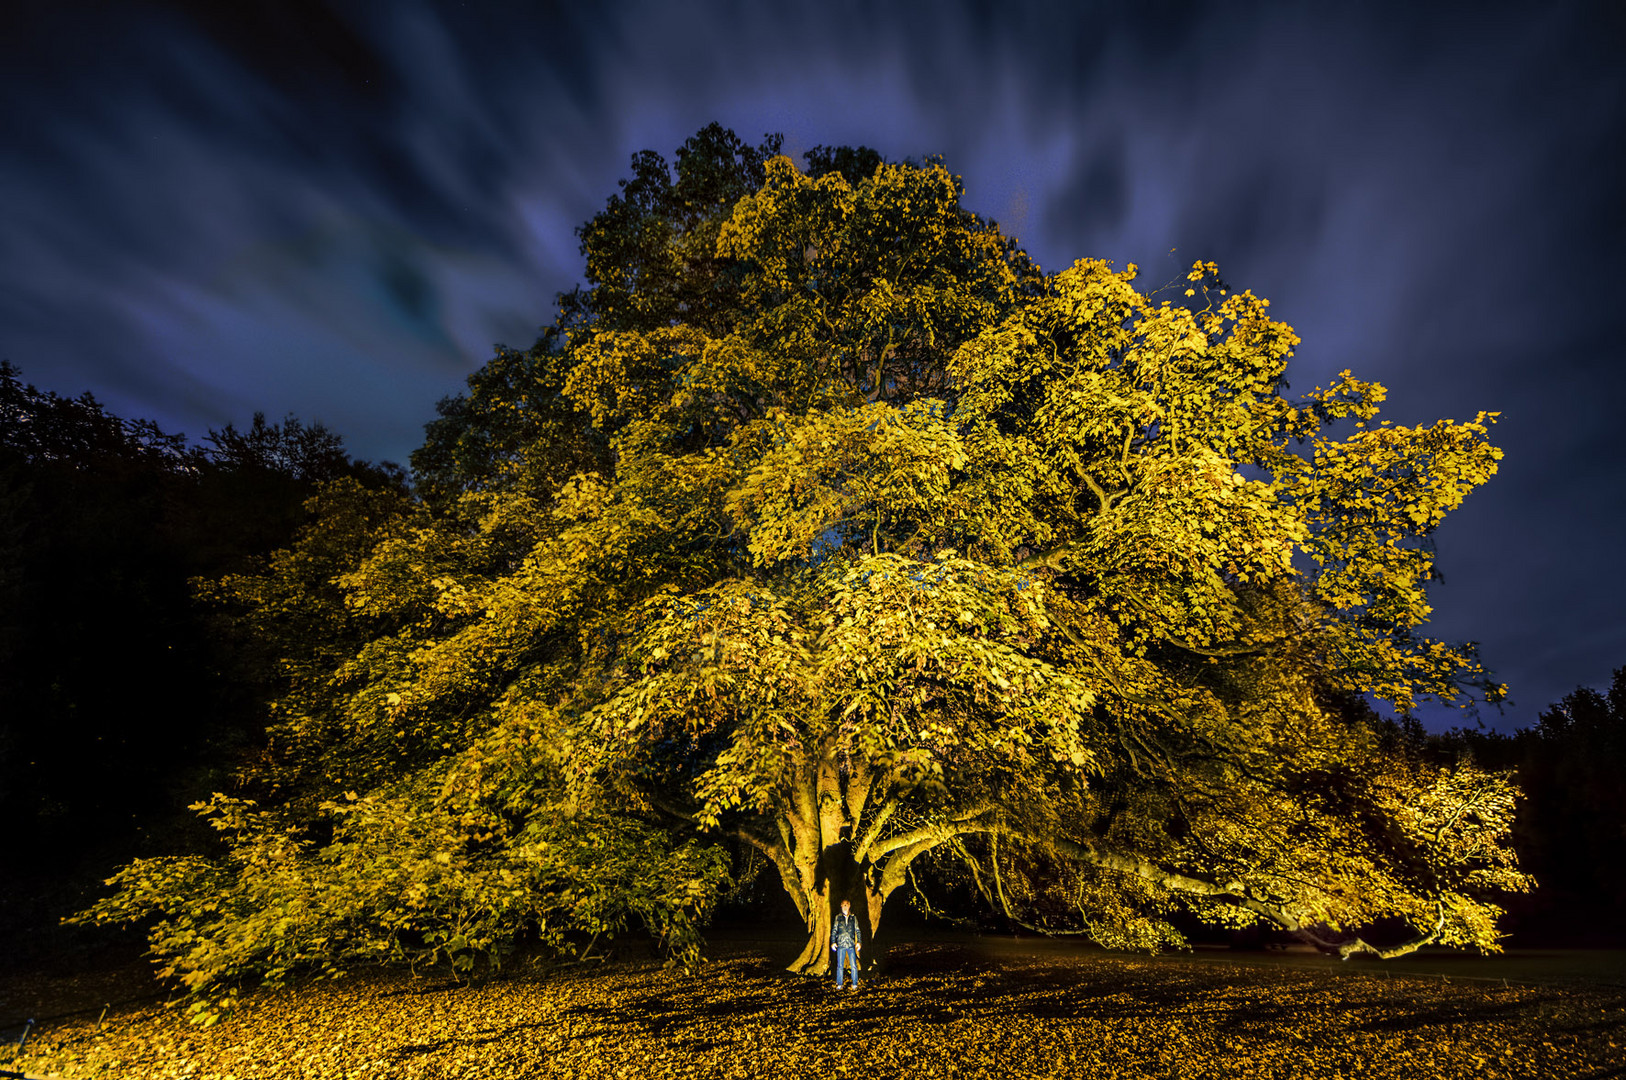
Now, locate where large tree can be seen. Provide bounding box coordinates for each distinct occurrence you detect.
[545,172,1524,970]
[81,126,1528,997]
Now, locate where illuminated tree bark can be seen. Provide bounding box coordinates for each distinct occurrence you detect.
[738,750,1000,975]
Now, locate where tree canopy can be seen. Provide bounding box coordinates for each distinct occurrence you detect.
[77,124,1528,1011]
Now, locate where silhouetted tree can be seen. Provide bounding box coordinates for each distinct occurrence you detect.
[0,362,399,894]
[1432,669,1626,944]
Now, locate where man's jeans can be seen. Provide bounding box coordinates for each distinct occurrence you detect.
[834,946,860,988]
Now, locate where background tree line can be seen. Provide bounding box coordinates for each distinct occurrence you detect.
[0,359,405,956]
[1420,676,1626,945]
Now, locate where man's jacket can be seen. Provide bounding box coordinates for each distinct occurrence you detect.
[830,911,861,949]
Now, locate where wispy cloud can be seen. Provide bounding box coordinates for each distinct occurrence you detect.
[2,0,1621,725]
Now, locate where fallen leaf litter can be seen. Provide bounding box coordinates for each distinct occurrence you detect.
[6,942,1623,1079]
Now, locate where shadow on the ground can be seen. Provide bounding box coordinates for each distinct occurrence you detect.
[551,941,1626,1055]
[9,937,1626,1080]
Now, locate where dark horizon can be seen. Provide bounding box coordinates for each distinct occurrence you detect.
[3,0,1623,730]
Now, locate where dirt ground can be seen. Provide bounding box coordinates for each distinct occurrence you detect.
[2,936,1623,1079]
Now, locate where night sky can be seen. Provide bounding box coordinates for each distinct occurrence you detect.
[4,1,1623,731]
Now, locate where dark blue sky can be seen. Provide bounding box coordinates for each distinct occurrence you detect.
[4,0,1623,730]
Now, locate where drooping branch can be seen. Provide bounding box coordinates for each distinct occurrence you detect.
[905,862,978,929]
[1001,828,1455,960]
[989,831,1014,919]
[1037,833,1304,933]
[1315,904,1449,961]
[987,832,1092,936]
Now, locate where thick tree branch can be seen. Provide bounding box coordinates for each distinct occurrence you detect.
[1016,541,1086,572]
[842,756,869,840]
[1074,468,1127,516]
[733,827,808,923]
[1319,904,1449,960]
[870,805,1005,902]
[853,796,898,864]
[870,804,1001,859]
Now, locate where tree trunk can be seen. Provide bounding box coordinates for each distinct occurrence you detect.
[786,839,864,976]
[784,845,903,977]
[788,883,835,975]
[778,754,943,976]
[862,879,887,975]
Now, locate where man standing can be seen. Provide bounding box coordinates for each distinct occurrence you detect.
[830,898,862,989]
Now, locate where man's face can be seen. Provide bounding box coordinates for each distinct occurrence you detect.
[840,901,850,913]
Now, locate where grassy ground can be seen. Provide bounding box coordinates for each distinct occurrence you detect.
[4,939,1624,1079]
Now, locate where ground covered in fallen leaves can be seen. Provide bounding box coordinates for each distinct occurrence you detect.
[4,939,1624,1079]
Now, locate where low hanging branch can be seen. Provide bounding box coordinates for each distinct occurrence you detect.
[991,826,1471,960]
